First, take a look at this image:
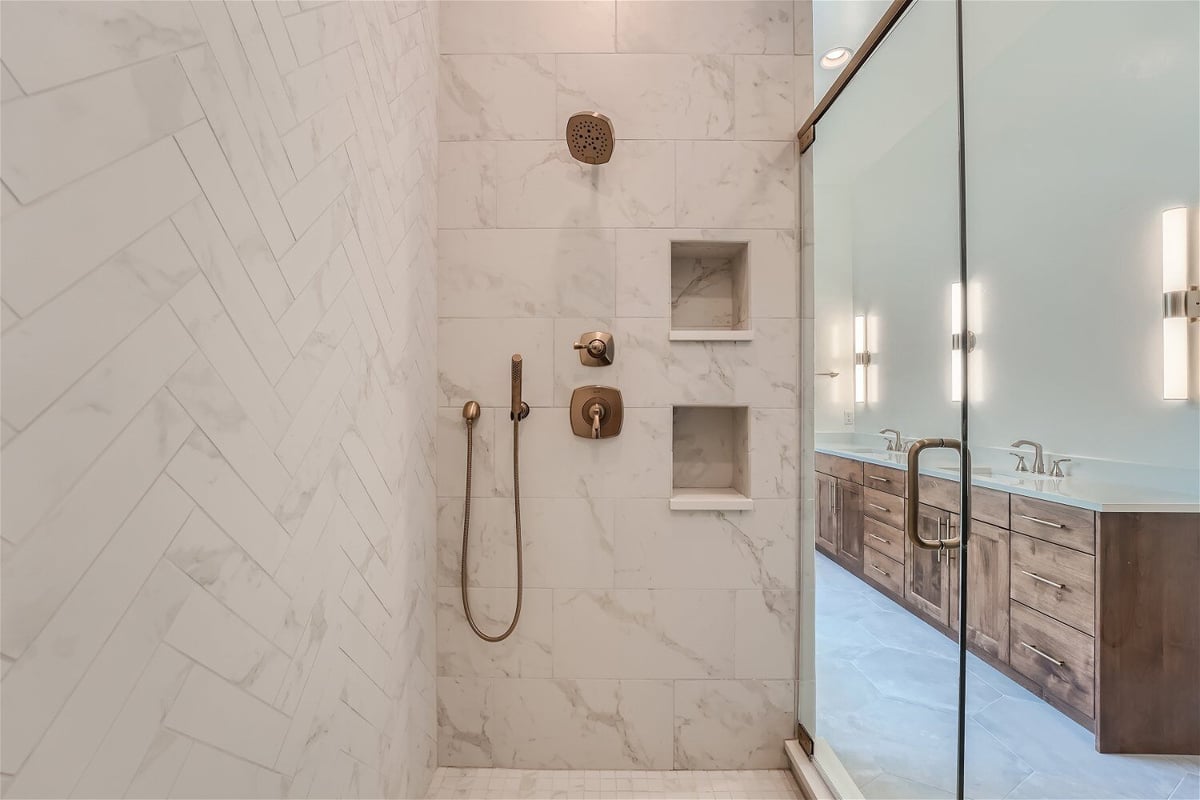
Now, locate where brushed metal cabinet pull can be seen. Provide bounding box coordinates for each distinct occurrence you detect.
[869,564,889,577]
[1020,641,1065,666]
[868,533,889,543]
[1018,513,1065,529]
[1020,570,1066,589]
[867,474,891,483]
[868,503,889,512]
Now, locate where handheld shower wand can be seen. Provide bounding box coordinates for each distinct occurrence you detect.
[460,354,530,642]
[511,354,530,421]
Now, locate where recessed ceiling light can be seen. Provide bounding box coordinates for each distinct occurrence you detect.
[820,46,854,70]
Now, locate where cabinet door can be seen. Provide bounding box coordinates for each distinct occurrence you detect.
[816,474,838,555]
[950,520,1011,661]
[906,504,951,626]
[837,480,864,566]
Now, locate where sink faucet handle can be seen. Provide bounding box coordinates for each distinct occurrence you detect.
[1049,458,1071,478]
[1009,452,1029,472]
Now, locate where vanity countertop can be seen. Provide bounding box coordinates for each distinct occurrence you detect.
[815,445,1200,514]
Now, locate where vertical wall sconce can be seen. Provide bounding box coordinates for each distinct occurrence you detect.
[1162,207,1198,400]
[950,283,976,402]
[853,314,869,404]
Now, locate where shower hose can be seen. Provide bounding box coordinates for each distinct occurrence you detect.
[460,415,523,642]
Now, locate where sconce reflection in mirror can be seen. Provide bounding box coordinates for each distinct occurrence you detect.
[950,282,976,403]
[854,314,870,404]
[1162,207,1198,400]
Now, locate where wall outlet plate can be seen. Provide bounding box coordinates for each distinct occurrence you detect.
[844,411,854,425]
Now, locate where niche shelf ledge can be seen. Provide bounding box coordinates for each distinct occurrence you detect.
[669,488,754,511]
[668,329,755,342]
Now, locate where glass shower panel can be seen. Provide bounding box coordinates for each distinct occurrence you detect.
[961,1,1200,797]
[808,1,968,795]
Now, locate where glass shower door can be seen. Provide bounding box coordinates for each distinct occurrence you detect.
[807,0,975,795]
[959,1,1200,797]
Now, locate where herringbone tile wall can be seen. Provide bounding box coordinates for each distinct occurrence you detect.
[0,2,439,798]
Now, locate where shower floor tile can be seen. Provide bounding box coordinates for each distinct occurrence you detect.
[425,768,804,799]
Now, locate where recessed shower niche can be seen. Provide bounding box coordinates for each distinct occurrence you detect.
[670,405,753,511]
[669,240,753,341]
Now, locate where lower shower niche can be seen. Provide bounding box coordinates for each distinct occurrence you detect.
[670,405,753,511]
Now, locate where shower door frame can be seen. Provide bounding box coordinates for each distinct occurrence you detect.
[795,0,974,797]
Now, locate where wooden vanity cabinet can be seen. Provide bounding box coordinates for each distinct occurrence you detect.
[837,481,864,567]
[949,520,1011,662]
[815,473,838,556]
[905,504,953,626]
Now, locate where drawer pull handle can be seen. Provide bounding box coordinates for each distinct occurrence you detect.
[868,533,889,543]
[1020,570,1065,589]
[1018,513,1065,529]
[869,564,890,577]
[1019,641,1064,667]
[868,503,890,512]
[868,475,891,483]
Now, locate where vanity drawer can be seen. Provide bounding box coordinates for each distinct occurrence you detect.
[1011,534,1095,635]
[816,453,863,484]
[1010,602,1095,718]
[864,547,904,597]
[916,475,1009,529]
[864,487,904,529]
[1011,495,1095,554]
[863,464,905,497]
[863,516,905,563]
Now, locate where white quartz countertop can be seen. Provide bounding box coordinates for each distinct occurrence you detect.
[815,445,1200,514]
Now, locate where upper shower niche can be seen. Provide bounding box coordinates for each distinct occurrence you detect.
[669,240,753,342]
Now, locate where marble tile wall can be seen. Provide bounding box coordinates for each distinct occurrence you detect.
[1,2,438,798]
[435,0,816,771]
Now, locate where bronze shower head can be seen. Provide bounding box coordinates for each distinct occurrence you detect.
[565,111,614,165]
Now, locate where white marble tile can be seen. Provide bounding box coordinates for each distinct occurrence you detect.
[283,47,355,121]
[676,141,797,229]
[192,0,295,196]
[438,406,499,500]
[169,741,289,799]
[1,55,201,202]
[616,1,794,54]
[553,589,735,679]
[164,665,290,770]
[177,44,294,260]
[0,1,204,93]
[794,55,816,125]
[437,497,616,588]
[279,147,353,236]
[439,229,616,318]
[167,431,291,575]
[441,55,557,141]
[440,1,616,54]
[496,141,675,229]
[168,353,292,509]
[0,306,193,546]
[283,97,356,179]
[274,348,351,473]
[672,679,794,768]
[749,408,801,498]
[437,677,674,769]
[735,317,800,407]
[735,589,798,679]
[276,194,355,296]
[225,0,296,133]
[0,136,198,316]
[557,55,734,140]
[794,0,814,55]
[1,60,25,100]
[0,486,192,777]
[286,1,356,64]
[166,508,292,647]
[614,500,797,589]
[735,55,796,141]
[1,221,196,430]
[278,246,353,354]
[173,198,292,383]
[616,318,737,407]
[438,318,555,407]
[437,587,553,677]
[439,141,498,228]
